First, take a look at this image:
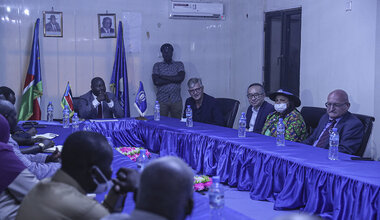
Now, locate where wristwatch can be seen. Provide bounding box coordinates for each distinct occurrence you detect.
[38,142,45,150]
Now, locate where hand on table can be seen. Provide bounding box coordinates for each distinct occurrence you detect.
[45,148,61,163]
[26,127,37,136]
[36,139,55,150]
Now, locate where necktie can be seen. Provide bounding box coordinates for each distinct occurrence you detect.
[316,119,337,148]
[97,104,103,119]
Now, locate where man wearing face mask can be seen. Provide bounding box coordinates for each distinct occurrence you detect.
[246,83,275,133]
[262,89,307,142]
[152,43,185,119]
[303,89,363,154]
[78,77,124,119]
[16,131,140,220]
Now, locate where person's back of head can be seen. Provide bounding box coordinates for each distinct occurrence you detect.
[61,131,113,193]
[0,114,10,143]
[0,86,16,105]
[0,100,17,133]
[136,156,194,220]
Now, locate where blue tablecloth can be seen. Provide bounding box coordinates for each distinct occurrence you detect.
[89,116,380,220]
[33,121,253,220]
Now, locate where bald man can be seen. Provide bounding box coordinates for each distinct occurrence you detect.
[103,156,194,220]
[304,89,364,155]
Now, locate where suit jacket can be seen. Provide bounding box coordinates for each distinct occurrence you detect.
[246,101,275,133]
[78,91,124,119]
[45,22,61,32]
[183,93,224,126]
[100,27,115,33]
[303,111,364,155]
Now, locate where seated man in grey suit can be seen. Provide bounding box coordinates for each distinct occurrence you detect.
[78,77,124,119]
[303,89,364,155]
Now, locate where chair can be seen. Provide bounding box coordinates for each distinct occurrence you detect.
[72,97,88,118]
[216,98,240,128]
[352,113,375,157]
[300,106,326,134]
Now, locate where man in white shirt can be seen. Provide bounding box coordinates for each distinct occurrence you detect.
[246,83,274,133]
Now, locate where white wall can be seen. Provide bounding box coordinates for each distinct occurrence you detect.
[264,0,378,158]
[1,0,379,159]
[0,0,232,119]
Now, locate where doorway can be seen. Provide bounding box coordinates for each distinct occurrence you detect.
[264,8,302,96]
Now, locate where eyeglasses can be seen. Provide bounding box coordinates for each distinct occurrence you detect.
[247,93,263,99]
[188,87,202,94]
[325,102,347,108]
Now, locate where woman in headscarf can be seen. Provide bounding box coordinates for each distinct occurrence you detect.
[262,89,307,142]
[0,114,38,220]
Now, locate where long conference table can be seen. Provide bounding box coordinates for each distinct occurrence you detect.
[35,116,380,220]
[34,119,253,220]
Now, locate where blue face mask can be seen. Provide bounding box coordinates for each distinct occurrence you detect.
[91,165,112,194]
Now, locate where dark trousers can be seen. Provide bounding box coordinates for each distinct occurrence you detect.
[160,101,183,119]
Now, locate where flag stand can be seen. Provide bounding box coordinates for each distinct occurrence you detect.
[135,116,147,121]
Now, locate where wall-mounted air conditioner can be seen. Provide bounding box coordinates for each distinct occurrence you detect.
[169,2,224,20]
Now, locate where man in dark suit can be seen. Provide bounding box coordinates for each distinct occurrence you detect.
[303,89,364,155]
[183,78,224,126]
[246,83,274,133]
[100,17,115,34]
[45,15,61,32]
[78,77,124,119]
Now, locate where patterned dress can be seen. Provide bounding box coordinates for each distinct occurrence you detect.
[262,109,307,142]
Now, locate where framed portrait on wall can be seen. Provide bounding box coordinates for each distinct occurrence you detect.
[98,13,116,38]
[43,11,63,37]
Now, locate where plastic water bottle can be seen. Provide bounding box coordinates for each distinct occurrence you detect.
[329,128,339,160]
[62,105,70,128]
[154,101,160,121]
[72,113,80,133]
[185,105,193,127]
[47,101,54,122]
[209,176,224,219]
[238,112,246,137]
[276,118,285,146]
[136,149,148,172]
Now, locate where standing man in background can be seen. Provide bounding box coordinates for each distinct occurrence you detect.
[152,43,185,119]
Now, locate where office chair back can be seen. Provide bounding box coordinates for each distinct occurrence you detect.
[352,113,375,157]
[300,106,326,134]
[216,98,240,128]
[72,97,88,118]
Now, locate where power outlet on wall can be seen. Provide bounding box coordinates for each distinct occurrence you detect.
[346,1,352,12]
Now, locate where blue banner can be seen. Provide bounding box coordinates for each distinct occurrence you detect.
[110,21,130,117]
[134,81,147,116]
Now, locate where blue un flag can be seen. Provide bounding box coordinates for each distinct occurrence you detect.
[110,21,130,117]
[134,81,147,117]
